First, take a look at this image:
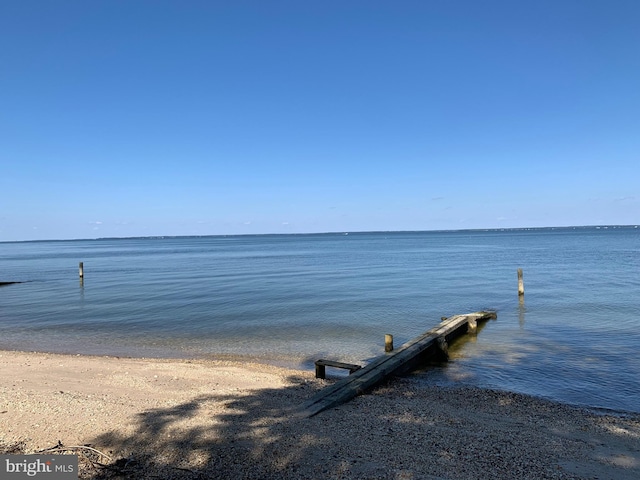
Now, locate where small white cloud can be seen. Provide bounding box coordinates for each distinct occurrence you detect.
[282,222,289,225]
[244,221,252,225]
[90,221,103,225]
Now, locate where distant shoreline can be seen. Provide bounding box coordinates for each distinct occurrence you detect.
[2,223,638,244]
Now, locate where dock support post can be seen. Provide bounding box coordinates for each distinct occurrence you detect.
[315,363,326,380]
[467,318,477,334]
[79,262,84,278]
[436,336,449,361]
[385,334,394,353]
[517,268,524,296]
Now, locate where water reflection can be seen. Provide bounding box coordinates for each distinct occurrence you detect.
[518,296,526,328]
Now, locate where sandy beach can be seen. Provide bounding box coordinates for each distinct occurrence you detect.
[1,350,639,479]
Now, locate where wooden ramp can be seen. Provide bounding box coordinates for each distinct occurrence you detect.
[298,311,496,418]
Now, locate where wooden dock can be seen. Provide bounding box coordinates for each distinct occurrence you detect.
[298,311,496,418]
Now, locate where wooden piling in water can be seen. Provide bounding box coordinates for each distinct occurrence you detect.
[517,268,524,296]
[435,336,449,361]
[467,317,478,333]
[79,262,84,278]
[385,334,394,352]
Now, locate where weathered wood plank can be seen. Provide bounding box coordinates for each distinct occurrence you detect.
[315,359,362,379]
[298,311,496,417]
[315,359,362,370]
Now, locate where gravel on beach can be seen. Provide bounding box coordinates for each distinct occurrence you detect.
[1,350,639,479]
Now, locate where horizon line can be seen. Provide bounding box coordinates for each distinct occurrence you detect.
[2,224,638,244]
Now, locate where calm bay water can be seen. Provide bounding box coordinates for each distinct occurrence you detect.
[1,228,639,413]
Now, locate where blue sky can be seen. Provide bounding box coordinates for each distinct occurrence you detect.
[1,1,639,241]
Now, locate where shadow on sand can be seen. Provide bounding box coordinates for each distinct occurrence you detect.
[85,372,640,480]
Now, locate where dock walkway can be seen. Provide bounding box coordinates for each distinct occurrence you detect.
[298,311,496,417]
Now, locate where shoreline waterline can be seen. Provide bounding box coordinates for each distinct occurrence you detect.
[3,347,638,419]
[0,347,314,372]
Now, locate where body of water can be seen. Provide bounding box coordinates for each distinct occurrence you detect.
[1,227,639,413]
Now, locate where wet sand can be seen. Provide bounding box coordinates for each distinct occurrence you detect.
[1,350,639,479]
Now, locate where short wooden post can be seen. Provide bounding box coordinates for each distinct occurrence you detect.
[385,334,394,352]
[79,262,84,278]
[517,268,524,296]
[315,363,326,379]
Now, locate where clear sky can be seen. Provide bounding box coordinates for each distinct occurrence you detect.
[1,1,639,241]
